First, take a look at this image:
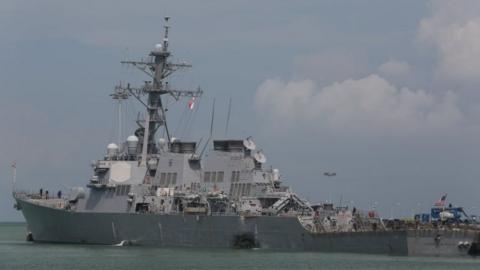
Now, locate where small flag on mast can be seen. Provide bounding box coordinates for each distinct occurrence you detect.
[188,97,195,110]
[434,194,447,207]
[11,161,16,169]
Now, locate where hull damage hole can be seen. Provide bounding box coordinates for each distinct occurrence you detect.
[469,233,480,256]
[468,242,480,256]
[26,232,34,242]
[233,233,258,249]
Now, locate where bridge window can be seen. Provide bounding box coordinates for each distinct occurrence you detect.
[115,185,130,196]
[217,171,224,182]
[238,183,243,197]
[211,172,217,183]
[166,173,172,185]
[231,171,240,182]
[204,172,211,183]
[172,172,177,185]
[160,173,166,186]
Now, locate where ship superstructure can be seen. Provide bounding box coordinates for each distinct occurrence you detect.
[73,17,315,221]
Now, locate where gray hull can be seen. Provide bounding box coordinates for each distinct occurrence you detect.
[18,198,478,256]
[17,198,408,255]
[407,229,479,257]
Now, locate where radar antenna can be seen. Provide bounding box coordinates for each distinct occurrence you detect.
[254,151,267,163]
[243,136,256,150]
[110,84,130,144]
[117,17,203,162]
[199,98,215,158]
[11,161,17,194]
[224,98,232,136]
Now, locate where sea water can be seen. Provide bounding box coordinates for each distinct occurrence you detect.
[0,223,479,270]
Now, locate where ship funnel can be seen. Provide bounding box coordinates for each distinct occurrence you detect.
[126,135,139,155]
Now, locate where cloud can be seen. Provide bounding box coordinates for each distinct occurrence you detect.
[377,60,411,78]
[292,51,367,86]
[255,74,463,135]
[418,0,480,84]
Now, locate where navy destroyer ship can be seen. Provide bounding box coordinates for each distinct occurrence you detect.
[12,18,480,256]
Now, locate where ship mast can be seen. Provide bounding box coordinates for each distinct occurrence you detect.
[117,17,203,163]
[110,85,129,145]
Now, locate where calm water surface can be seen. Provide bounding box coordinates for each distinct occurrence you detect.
[1,223,479,270]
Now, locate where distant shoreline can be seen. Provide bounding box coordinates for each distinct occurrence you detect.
[0,221,26,225]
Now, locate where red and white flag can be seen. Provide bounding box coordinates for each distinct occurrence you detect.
[188,97,195,110]
[434,194,447,207]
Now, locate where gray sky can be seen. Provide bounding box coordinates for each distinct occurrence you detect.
[2,0,480,221]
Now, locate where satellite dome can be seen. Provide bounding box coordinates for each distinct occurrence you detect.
[153,43,162,53]
[171,137,177,142]
[126,135,139,155]
[107,143,119,157]
[127,135,139,142]
[158,138,166,146]
[272,168,280,181]
[107,143,119,150]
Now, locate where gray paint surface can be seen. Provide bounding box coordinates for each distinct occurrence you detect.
[16,198,479,257]
[17,198,409,255]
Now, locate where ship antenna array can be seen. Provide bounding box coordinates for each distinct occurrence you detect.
[163,16,170,51]
[199,98,215,158]
[224,97,232,136]
[11,161,17,194]
[114,17,203,160]
[110,85,130,145]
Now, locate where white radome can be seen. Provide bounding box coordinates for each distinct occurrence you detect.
[127,135,139,142]
[272,168,280,181]
[153,43,162,53]
[158,138,166,146]
[107,143,119,156]
[107,143,119,150]
[126,135,139,155]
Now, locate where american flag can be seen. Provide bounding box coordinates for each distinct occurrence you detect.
[187,97,195,110]
[434,194,447,207]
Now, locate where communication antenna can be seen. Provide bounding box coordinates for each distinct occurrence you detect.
[224,97,232,136]
[111,84,130,144]
[191,137,203,159]
[254,151,267,163]
[163,16,170,51]
[210,98,215,136]
[243,136,256,150]
[199,99,216,158]
[11,161,17,194]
